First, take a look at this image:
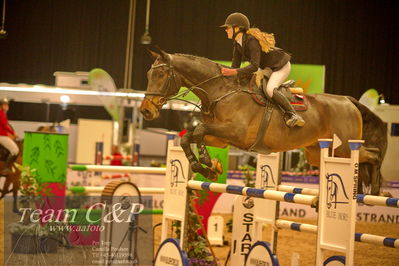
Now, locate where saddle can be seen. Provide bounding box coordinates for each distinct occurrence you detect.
[249,71,308,111]
[248,70,308,154]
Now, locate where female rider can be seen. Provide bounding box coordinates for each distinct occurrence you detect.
[220,12,305,128]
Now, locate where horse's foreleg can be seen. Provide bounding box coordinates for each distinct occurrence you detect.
[192,124,212,167]
[181,128,216,179]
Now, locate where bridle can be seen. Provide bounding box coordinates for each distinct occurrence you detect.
[144,62,224,113]
[144,63,180,107]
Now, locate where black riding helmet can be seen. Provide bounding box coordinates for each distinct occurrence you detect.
[220,12,250,30]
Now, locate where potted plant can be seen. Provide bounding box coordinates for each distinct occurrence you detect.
[8,164,61,253]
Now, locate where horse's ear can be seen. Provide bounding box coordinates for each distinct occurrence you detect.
[147,47,160,59]
[159,50,170,63]
[146,46,170,63]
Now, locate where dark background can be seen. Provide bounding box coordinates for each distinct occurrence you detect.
[0,0,398,113]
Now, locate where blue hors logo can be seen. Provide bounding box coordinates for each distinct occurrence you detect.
[260,165,275,189]
[325,173,349,209]
[170,159,186,187]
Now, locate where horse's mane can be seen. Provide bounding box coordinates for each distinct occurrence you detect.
[174,53,223,71]
[172,53,244,86]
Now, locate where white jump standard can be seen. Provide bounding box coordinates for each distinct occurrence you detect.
[157,139,398,266]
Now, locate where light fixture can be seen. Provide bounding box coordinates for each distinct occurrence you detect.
[140,0,152,44]
[0,0,7,40]
[60,95,70,110]
[60,95,70,104]
[379,94,386,104]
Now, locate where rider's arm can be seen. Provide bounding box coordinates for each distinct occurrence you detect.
[236,38,261,75]
[231,44,242,69]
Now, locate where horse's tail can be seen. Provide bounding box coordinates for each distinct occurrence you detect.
[347,96,388,195]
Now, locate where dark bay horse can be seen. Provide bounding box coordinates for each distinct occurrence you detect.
[0,140,23,213]
[139,49,387,196]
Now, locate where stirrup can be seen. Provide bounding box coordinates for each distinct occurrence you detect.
[285,113,305,128]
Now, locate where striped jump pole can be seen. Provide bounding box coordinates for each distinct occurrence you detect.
[275,184,399,208]
[69,164,166,174]
[187,180,318,207]
[275,219,399,248]
[69,186,165,195]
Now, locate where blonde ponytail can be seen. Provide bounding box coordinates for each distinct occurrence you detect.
[246,28,276,53]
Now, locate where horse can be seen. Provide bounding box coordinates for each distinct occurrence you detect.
[0,140,23,213]
[0,125,58,213]
[139,48,388,196]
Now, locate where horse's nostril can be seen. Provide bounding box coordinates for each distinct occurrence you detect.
[140,109,151,118]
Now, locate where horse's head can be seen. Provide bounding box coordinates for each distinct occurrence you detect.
[140,48,181,120]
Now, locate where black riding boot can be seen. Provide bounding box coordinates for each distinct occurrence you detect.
[1,153,17,175]
[271,88,305,128]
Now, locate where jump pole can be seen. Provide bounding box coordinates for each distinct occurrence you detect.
[275,219,399,248]
[69,164,166,174]
[69,186,165,195]
[274,182,399,208]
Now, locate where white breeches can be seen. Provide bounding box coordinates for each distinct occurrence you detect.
[265,62,291,97]
[0,136,19,155]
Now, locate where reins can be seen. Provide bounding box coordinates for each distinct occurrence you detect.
[145,60,261,115]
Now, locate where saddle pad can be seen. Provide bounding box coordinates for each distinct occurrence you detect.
[249,74,308,111]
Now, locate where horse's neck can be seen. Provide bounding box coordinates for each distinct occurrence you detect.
[172,55,215,83]
[173,58,237,103]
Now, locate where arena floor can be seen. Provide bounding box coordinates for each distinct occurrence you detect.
[1,203,398,266]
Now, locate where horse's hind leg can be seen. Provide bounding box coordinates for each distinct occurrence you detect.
[303,144,321,167]
[359,146,386,196]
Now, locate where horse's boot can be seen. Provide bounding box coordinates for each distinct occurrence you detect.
[1,153,17,175]
[271,88,305,128]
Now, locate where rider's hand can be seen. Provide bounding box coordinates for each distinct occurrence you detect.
[221,68,238,76]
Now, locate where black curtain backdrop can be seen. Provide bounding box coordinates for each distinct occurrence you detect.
[0,0,398,104]
[0,0,129,86]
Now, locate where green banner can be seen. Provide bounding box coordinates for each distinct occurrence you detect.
[177,60,324,101]
[23,132,69,183]
[289,64,325,94]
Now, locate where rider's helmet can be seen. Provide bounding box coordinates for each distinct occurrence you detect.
[220,12,250,30]
[0,98,9,105]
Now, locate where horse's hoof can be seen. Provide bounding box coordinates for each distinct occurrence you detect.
[211,159,223,175]
[379,191,393,198]
[190,162,204,173]
[208,171,218,182]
